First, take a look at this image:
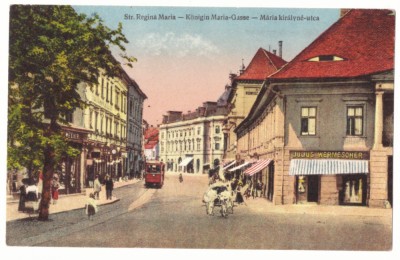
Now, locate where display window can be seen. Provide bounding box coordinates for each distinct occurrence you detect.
[340,175,367,205]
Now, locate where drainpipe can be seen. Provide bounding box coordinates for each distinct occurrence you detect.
[281,94,286,205]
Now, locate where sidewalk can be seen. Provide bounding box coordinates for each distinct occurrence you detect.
[243,196,393,218]
[6,178,142,222]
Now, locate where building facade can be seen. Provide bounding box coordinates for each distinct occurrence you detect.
[126,78,147,178]
[234,9,394,208]
[159,102,228,174]
[78,70,129,184]
[223,47,287,161]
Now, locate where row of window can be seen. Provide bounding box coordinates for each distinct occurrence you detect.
[161,125,221,140]
[92,77,127,114]
[129,97,142,121]
[128,123,142,144]
[160,141,221,152]
[301,106,364,136]
[89,110,126,139]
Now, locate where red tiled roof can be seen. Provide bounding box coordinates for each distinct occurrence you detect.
[144,128,159,140]
[270,9,395,80]
[236,48,287,81]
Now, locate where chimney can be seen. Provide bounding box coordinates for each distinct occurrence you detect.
[278,41,282,58]
[162,115,168,124]
[229,73,237,84]
[239,59,245,75]
[272,49,277,55]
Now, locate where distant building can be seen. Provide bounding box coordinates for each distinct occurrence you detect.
[235,9,394,208]
[144,127,160,161]
[159,101,229,173]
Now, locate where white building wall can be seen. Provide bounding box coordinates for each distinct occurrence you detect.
[159,115,225,173]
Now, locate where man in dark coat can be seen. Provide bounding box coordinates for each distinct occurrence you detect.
[105,175,114,200]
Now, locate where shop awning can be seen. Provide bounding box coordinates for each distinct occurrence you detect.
[222,159,233,165]
[228,161,252,172]
[223,160,236,170]
[244,159,272,176]
[179,157,193,167]
[289,159,369,176]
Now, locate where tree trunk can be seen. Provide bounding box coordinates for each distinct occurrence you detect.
[38,144,55,221]
[38,120,57,221]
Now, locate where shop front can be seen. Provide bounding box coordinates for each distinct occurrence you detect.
[59,126,91,194]
[289,151,369,206]
[178,156,194,173]
[243,159,273,199]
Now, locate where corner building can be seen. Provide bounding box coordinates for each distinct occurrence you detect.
[223,48,287,161]
[235,9,394,208]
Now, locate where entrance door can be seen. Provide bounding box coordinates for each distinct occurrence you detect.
[307,175,319,202]
[267,162,274,201]
[388,156,393,207]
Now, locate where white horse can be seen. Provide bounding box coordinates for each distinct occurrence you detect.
[203,188,218,215]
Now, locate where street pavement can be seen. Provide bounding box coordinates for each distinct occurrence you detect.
[6,172,392,222]
[5,172,394,251]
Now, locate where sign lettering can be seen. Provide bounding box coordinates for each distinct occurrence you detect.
[290,151,369,160]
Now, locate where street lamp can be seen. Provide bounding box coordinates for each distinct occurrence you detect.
[111,149,116,180]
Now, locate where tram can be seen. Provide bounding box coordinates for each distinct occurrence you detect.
[144,160,165,188]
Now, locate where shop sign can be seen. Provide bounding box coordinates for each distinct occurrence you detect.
[290,151,369,160]
[65,131,82,141]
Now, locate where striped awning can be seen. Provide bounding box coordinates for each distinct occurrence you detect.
[228,161,252,172]
[223,160,236,170]
[289,159,369,176]
[223,159,234,166]
[244,159,272,176]
[178,157,193,167]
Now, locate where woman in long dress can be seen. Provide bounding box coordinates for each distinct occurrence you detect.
[18,183,27,212]
[235,185,244,204]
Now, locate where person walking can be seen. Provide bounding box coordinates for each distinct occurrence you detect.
[256,180,263,198]
[37,170,43,201]
[51,175,60,205]
[235,184,245,205]
[105,175,114,200]
[25,179,39,213]
[18,180,27,212]
[85,193,98,220]
[93,175,102,200]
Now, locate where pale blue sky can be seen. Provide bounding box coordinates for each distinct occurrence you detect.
[74,6,340,125]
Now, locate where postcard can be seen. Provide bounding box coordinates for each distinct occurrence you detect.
[2,1,398,259]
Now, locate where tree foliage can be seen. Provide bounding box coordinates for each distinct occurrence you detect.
[8,5,135,220]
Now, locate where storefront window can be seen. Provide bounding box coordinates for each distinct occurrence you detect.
[340,175,366,205]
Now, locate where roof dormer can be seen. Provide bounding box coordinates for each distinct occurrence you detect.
[307,55,345,62]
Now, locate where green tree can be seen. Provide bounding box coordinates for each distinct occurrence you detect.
[8,5,135,220]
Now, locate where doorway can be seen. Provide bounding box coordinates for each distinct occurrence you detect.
[388,156,393,207]
[296,175,319,203]
[307,175,319,202]
[266,162,274,202]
